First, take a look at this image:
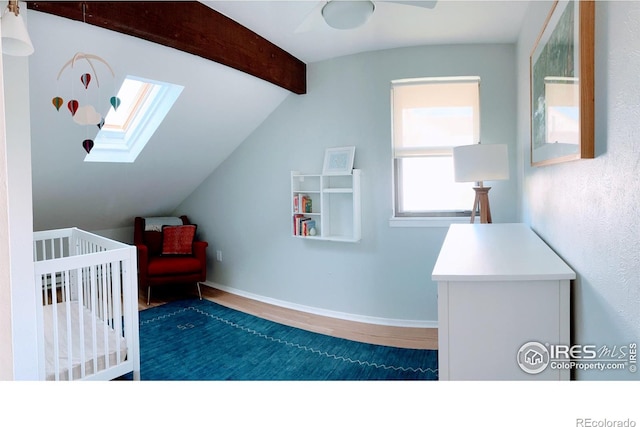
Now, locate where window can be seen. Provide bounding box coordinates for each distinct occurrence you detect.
[544,77,579,145]
[391,77,480,221]
[84,75,184,163]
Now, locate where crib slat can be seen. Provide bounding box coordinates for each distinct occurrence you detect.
[77,266,86,379]
[63,271,74,380]
[45,238,53,306]
[101,262,110,371]
[49,271,60,381]
[112,261,123,364]
[90,264,98,376]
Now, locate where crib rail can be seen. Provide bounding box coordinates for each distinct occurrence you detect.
[33,228,139,381]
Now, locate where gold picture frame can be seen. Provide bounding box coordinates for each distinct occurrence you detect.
[530,0,595,167]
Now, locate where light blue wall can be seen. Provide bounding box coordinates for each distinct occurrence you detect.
[518,1,640,379]
[177,44,517,323]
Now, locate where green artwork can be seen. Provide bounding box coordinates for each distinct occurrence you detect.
[531,1,576,151]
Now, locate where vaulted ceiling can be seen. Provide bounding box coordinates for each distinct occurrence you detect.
[25,1,529,232]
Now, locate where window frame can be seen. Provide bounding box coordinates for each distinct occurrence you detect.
[84,75,184,163]
[390,76,481,226]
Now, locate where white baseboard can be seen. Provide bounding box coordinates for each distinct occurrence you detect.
[203,281,438,329]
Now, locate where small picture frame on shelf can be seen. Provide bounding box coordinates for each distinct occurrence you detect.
[322,146,355,175]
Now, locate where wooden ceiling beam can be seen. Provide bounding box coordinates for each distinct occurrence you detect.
[27,1,307,94]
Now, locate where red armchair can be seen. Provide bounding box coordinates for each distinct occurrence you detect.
[134,216,208,304]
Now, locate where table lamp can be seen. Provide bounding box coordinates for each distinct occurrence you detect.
[452,143,509,224]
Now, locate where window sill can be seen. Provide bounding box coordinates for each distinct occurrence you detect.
[389,216,471,228]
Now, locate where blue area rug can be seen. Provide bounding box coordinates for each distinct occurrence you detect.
[134,298,438,380]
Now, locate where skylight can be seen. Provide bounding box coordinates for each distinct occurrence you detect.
[84,75,184,163]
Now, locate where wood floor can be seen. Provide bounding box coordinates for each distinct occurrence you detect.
[138,284,438,350]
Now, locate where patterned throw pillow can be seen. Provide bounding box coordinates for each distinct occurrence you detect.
[161,225,196,255]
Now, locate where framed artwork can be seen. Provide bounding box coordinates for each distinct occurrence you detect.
[322,146,355,175]
[530,0,594,167]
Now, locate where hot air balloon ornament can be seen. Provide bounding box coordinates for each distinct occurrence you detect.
[82,139,94,154]
[53,52,119,154]
[80,73,91,89]
[110,96,121,111]
[51,96,63,111]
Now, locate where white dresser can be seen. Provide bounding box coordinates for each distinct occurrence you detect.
[432,223,575,380]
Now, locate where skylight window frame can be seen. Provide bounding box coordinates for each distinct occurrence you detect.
[84,75,183,163]
[101,80,154,133]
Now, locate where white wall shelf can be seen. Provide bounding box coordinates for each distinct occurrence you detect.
[291,170,361,243]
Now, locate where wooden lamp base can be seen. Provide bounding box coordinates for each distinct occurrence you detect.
[470,186,492,224]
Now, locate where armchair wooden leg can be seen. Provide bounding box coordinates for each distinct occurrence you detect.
[196,282,202,300]
[147,286,151,306]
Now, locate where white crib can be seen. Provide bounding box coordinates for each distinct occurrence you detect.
[33,228,140,381]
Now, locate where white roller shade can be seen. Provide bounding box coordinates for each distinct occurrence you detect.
[391,77,480,157]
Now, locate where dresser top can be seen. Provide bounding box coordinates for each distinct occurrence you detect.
[432,223,576,282]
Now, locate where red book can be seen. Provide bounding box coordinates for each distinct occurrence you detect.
[293,194,300,213]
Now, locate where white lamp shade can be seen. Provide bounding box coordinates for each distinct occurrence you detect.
[322,0,375,30]
[453,144,509,183]
[1,9,34,56]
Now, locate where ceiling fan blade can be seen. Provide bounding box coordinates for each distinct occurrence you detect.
[382,0,438,9]
[294,1,327,33]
